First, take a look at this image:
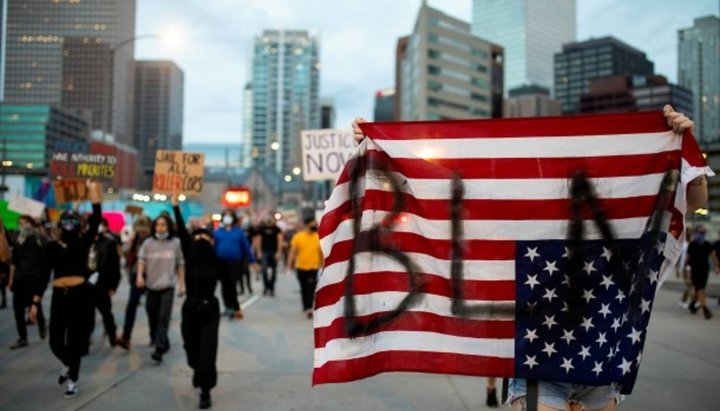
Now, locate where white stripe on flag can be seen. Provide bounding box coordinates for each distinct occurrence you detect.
[314,292,515,329]
[314,330,515,368]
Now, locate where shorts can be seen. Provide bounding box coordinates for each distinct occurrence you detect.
[507,378,621,410]
[691,268,710,290]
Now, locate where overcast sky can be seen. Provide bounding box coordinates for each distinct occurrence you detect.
[135,0,719,144]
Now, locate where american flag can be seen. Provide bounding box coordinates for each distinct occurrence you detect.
[313,112,710,394]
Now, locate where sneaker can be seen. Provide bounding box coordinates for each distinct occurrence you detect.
[39,325,47,340]
[58,365,70,385]
[9,339,28,350]
[64,381,78,398]
[704,307,713,320]
[678,301,690,309]
[116,337,130,350]
[486,387,499,408]
[199,391,212,409]
[151,351,163,364]
[234,310,244,320]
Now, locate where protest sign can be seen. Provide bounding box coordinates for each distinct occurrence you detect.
[50,151,117,181]
[152,150,205,195]
[53,180,88,204]
[125,205,144,216]
[301,129,356,181]
[7,193,45,219]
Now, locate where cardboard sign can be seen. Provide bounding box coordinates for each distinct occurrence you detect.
[301,129,356,181]
[50,151,117,181]
[125,205,144,215]
[53,180,88,204]
[152,150,205,195]
[7,194,45,219]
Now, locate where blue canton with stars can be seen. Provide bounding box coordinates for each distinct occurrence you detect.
[514,233,665,395]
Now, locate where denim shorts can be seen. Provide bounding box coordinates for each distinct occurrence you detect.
[507,378,621,410]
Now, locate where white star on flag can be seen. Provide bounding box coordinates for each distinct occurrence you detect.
[600,274,614,290]
[524,355,539,370]
[649,269,659,285]
[542,342,557,357]
[627,327,643,345]
[543,287,558,303]
[525,247,540,262]
[561,329,576,345]
[583,260,597,275]
[543,260,559,275]
[582,288,596,303]
[561,247,570,258]
[598,303,612,319]
[578,345,591,360]
[560,357,574,373]
[618,357,633,375]
[580,316,595,332]
[600,247,612,261]
[542,315,558,330]
[524,328,539,343]
[610,317,622,332]
[636,350,643,365]
[615,290,626,303]
[592,361,604,376]
[562,274,571,287]
[655,240,664,255]
[596,332,607,348]
[524,274,540,290]
[640,298,651,314]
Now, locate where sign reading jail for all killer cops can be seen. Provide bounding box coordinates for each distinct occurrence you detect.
[50,151,117,181]
[152,150,205,195]
[301,129,356,181]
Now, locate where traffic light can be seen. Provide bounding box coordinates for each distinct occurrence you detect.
[222,187,251,208]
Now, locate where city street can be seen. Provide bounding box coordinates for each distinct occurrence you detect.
[0,269,718,411]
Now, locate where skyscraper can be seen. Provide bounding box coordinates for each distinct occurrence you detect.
[397,3,503,121]
[247,30,320,175]
[3,0,136,143]
[320,97,335,129]
[678,15,720,144]
[554,37,654,114]
[472,0,576,94]
[133,61,184,188]
[0,0,6,102]
[374,88,395,121]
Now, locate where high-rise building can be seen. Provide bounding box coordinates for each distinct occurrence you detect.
[472,0,576,94]
[504,85,561,118]
[0,0,6,102]
[396,3,503,121]
[133,61,184,188]
[320,97,335,129]
[373,88,395,121]
[242,81,253,167]
[678,15,720,144]
[248,30,320,175]
[3,0,136,143]
[554,37,654,114]
[579,74,693,115]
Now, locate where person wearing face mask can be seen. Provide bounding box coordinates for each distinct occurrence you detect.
[8,215,50,349]
[87,218,121,348]
[257,216,284,297]
[136,213,185,363]
[116,216,152,350]
[686,225,719,319]
[213,210,256,319]
[287,216,323,318]
[171,195,220,409]
[28,180,103,398]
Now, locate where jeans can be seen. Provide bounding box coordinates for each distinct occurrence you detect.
[146,288,174,354]
[49,284,92,382]
[122,278,145,341]
[296,269,318,311]
[261,253,278,293]
[12,281,46,341]
[507,379,621,410]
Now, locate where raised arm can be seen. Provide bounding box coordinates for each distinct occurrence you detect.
[663,105,708,211]
[171,194,191,258]
[83,180,103,242]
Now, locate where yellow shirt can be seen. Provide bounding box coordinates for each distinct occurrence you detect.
[291,230,323,270]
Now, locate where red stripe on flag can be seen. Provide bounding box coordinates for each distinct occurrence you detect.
[314,272,515,310]
[323,233,515,267]
[335,150,680,185]
[312,351,515,385]
[359,111,669,139]
[315,311,515,349]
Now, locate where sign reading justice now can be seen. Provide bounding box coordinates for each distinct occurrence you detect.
[301,129,356,181]
[152,150,205,195]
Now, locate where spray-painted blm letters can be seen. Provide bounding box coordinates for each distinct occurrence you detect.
[152,150,205,195]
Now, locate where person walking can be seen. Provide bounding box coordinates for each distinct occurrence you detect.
[172,195,220,409]
[29,180,103,398]
[257,216,284,297]
[136,213,185,363]
[87,218,121,347]
[8,215,49,349]
[287,216,323,318]
[213,210,255,319]
[687,224,718,319]
[116,216,152,350]
[0,219,9,309]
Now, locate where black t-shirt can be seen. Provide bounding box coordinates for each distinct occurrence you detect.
[688,240,714,272]
[259,225,282,253]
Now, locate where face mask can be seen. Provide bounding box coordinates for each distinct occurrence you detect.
[694,232,706,242]
[19,225,33,235]
[156,232,169,240]
[222,215,234,226]
[98,224,106,234]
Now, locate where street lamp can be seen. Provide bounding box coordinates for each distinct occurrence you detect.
[270,141,280,151]
[292,166,301,176]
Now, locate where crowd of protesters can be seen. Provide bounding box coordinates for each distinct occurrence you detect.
[0,181,320,409]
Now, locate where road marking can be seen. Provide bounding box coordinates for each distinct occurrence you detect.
[240,294,261,310]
